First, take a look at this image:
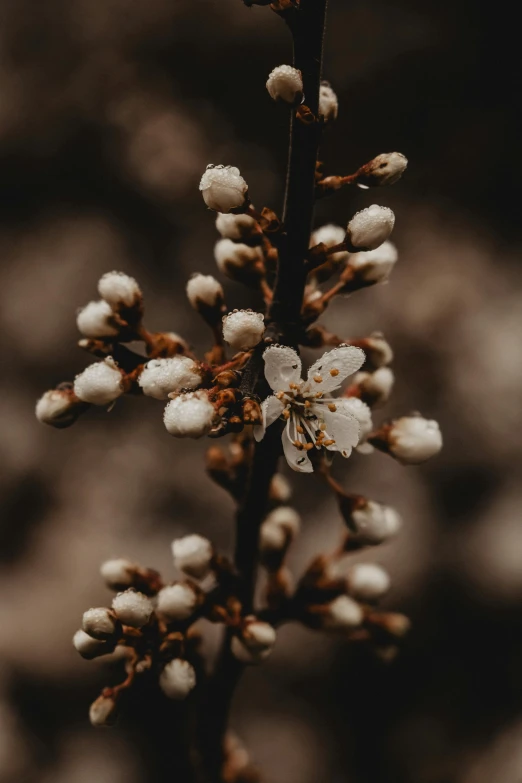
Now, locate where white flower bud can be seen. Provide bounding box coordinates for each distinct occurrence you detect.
[347,563,391,601]
[35,388,80,428]
[231,618,276,664]
[266,65,303,106]
[347,205,395,251]
[354,367,395,408]
[98,271,142,308]
[259,521,286,552]
[156,583,199,621]
[269,473,292,503]
[222,310,264,351]
[215,212,258,241]
[73,629,112,659]
[100,558,137,589]
[214,239,264,281]
[163,391,215,438]
[389,415,443,465]
[159,659,197,700]
[349,240,398,283]
[323,595,363,630]
[111,589,153,628]
[186,274,224,310]
[319,82,338,122]
[357,152,408,187]
[351,500,402,545]
[337,397,373,442]
[310,223,349,263]
[363,332,394,367]
[139,357,202,400]
[76,300,119,338]
[82,608,118,640]
[89,694,118,727]
[73,357,124,406]
[172,534,213,580]
[199,165,248,213]
[263,506,301,537]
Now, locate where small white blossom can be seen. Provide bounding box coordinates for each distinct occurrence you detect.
[310,223,349,263]
[266,65,303,105]
[351,500,402,544]
[35,388,77,427]
[163,391,215,438]
[156,583,199,621]
[263,506,301,537]
[89,694,118,727]
[222,310,265,351]
[339,397,373,445]
[255,345,365,472]
[186,274,224,310]
[82,608,118,640]
[172,534,213,580]
[214,239,263,279]
[363,332,394,366]
[159,659,197,700]
[73,357,123,406]
[260,506,300,553]
[347,563,391,601]
[349,240,398,283]
[319,82,338,122]
[389,415,443,464]
[323,595,363,630]
[73,629,111,659]
[76,300,118,338]
[199,165,248,213]
[269,473,292,503]
[231,618,276,664]
[100,558,137,589]
[359,152,408,187]
[354,367,395,407]
[139,357,202,400]
[111,589,153,628]
[347,205,395,251]
[98,271,141,308]
[215,211,258,241]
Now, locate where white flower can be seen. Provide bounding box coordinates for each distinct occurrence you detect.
[35,388,78,427]
[323,595,363,630]
[73,629,112,659]
[199,165,248,213]
[186,274,224,310]
[347,563,391,601]
[319,82,338,122]
[339,397,373,452]
[260,506,300,553]
[349,240,398,283]
[362,332,394,366]
[310,223,349,263]
[231,618,276,664]
[269,473,292,503]
[215,211,258,241]
[82,608,118,640]
[389,415,443,464]
[73,357,124,406]
[266,65,303,105]
[111,589,153,628]
[214,238,263,280]
[351,500,402,544]
[354,367,395,408]
[139,357,202,400]
[89,694,118,727]
[222,310,265,351]
[98,271,141,308]
[100,558,137,589]
[156,583,198,621]
[347,205,395,251]
[172,534,213,580]
[358,152,408,187]
[76,300,119,338]
[159,659,197,700]
[163,391,215,438]
[254,345,365,472]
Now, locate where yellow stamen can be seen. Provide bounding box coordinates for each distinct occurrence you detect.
[328,403,337,412]
[313,375,323,383]
[330,368,339,377]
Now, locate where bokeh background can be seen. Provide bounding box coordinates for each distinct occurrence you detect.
[1,0,521,781]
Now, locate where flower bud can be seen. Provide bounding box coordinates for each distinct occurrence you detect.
[387,415,443,465]
[310,223,349,264]
[215,212,259,242]
[347,499,402,545]
[266,65,303,106]
[347,563,391,601]
[76,300,119,339]
[186,274,225,318]
[348,241,398,283]
[98,271,142,309]
[73,629,113,659]
[111,589,153,628]
[353,367,394,408]
[100,558,138,590]
[359,332,393,367]
[346,205,395,251]
[89,694,118,727]
[139,357,203,400]
[35,387,85,429]
[199,165,248,213]
[163,391,215,438]
[263,506,301,539]
[156,583,199,622]
[82,607,119,640]
[159,659,197,700]
[171,534,213,580]
[269,473,292,503]
[214,239,264,285]
[323,595,363,630]
[231,618,276,664]
[336,397,373,444]
[222,310,265,351]
[319,82,338,122]
[73,357,124,406]
[355,152,408,187]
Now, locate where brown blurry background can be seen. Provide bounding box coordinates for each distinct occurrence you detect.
[1,1,521,781]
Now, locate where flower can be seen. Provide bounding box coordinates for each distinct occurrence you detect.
[222,309,265,351]
[138,357,202,400]
[172,534,213,580]
[111,589,153,628]
[215,211,258,241]
[346,205,395,251]
[82,608,118,640]
[186,274,224,310]
[159,659,197,700]
[73,357,124,406]
[98,271,142,308]
[156,583,199,621]
[35,387,80,428]
[199,165,248,213]
[89,694,118,727]
[322,595,363,630]
[347,563,391,601]
[254,345,365,472]
[310,223,349,263]
[231,618,277,664]
[388,415,443,464]
[76,300,119,338]
[348,241,398,283]
[163,391,215,438]
[356,152,408,187]
[266,65,303,105]
[319,82,338,122]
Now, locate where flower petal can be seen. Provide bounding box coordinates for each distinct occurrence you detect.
[282,421,313,473]
[263,346,302,392]
[306,346,365,393]
[253,396,285,442]
[314,404,360,458]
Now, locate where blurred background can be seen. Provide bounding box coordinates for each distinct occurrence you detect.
[1,0,521,781]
